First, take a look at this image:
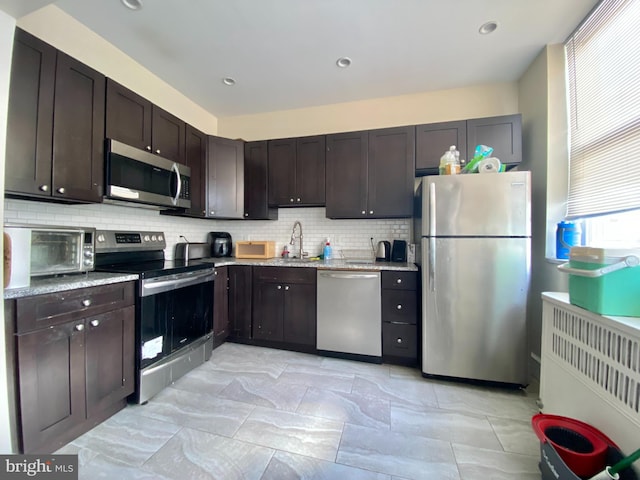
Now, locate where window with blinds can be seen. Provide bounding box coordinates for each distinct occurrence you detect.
[565,0,640,219]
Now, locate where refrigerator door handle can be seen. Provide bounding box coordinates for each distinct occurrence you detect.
[429,237,436,292]
[429,181,436,237]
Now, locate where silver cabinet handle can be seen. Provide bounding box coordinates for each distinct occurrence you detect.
[290,198,294,203]
[369,210,374,215]
[39,185,48,192]
[277,285,282,290]
[146,145,152,151]
[396,338,403,344]
[396,304,402,310]
[244,213,249,217]
[361,210,366,215]
[396,278,402,284]
[90,319,100,327]
[296,198,301,202]
[156,149,161,154]
[284,285,290,290]
[57,187,66,194]
[210,211,215,215]
[214,270,218,276]
[82,299,92,307]
[75,324,84,331]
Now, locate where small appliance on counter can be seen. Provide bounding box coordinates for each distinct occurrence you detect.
[375,241,391,262]
[208,232,232,257]
[174,242,210,263]
[391,240,407,262]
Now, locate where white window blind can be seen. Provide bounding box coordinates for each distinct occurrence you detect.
[565,0,640,219]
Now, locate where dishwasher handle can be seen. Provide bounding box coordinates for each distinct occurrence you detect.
[319,272,379,279]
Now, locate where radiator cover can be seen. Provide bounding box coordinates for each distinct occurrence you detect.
[541,292,640,467]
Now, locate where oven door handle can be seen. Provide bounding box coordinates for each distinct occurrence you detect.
[141,271,215,297]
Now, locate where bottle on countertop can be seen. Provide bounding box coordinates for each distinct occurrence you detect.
[323,238,332,263]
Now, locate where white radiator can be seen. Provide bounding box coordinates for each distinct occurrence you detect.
[540,292,640,464]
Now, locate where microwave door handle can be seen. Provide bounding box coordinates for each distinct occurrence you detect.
[171,163,181,206]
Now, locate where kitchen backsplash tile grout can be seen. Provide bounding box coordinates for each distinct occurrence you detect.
[4,199,412,259]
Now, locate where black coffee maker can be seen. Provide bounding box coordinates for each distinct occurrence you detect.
[208,232,232,257]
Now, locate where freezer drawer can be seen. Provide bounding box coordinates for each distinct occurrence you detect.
[421,236,529,385]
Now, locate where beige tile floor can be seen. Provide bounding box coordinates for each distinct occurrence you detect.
[58,343,543,479]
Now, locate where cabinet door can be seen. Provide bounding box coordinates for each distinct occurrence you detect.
[152,105,186,164]
[185,124,207,217]
[466,114,522,166]
[283,283,316,346]
[296,135,326,205]
[213,266,229,344]
[105,78,152,151]
[252,279,284,341]
[229,265,253,339]
[244,141,277,219]
[52,52,105,202]
[17,321,86,453]
[325,131,368,218]
[85,306,135,417]
[367,126,415,218]
[207,136,245,218]
[416,120,466,175]
[268,138,297,206]
[5,28,55,197]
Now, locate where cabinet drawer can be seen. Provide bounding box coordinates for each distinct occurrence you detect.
[381,271,417,290]
[16,281,135,334]
[253,266,316,284]
[382,290,417,325]
[383,323,418,359]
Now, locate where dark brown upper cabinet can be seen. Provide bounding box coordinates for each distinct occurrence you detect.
[326,126,415,219]
[244,141,277,220]
[106,78,186,164]
[184,124,208,218]
[268,135,326,207]
[415,114,522,175]
[5,28,105,203]
[207,136,244,219]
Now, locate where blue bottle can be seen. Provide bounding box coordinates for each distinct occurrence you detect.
[323,239,332,263]
[556,221,581,260]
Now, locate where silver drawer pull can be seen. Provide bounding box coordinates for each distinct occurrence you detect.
[75,324,84,332]
[82,299,92,307]
[277,285,282,290]
[396,304,402,310]
[396,278,402,284]
[396,338,402,344]
[39,184,48,192]
[284,285,290,290]
[90,319,100,327]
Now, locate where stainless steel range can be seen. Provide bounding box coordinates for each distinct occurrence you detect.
[94,230,215,404]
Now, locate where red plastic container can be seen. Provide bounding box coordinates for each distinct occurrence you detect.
[532,414,615,478]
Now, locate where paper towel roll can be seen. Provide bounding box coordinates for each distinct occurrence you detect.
[478,157,501,174]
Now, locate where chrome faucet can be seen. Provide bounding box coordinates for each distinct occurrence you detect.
[290,221,307,259]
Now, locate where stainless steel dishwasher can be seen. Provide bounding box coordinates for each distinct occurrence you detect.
[316,270,381,359]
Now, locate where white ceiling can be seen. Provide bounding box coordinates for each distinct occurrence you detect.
[1,0,599,118]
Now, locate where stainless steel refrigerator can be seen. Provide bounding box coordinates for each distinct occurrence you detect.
[415,171,531,386]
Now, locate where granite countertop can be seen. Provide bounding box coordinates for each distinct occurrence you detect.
[3,272,139,300]
[197,257,418,272]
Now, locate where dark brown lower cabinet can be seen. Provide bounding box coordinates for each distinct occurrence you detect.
[228,265,253,340]
[381,271,419,366]
[213,267,229,346]
[252,267,316,351]
[12,282,135,453]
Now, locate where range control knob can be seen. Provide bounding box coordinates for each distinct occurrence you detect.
[157,235,164,242]
[97,234,106,243]
[143,235,151,242]
[151,235,157,242]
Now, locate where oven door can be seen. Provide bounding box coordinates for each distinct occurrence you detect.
[138,269,214,369]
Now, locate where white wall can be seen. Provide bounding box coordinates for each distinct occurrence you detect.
[219,83,519,141]
[0,9,16,454]
[518,45,569,380]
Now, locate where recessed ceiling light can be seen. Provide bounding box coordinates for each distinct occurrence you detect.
[222,77,236,86]
[479,21,498,35]
[336,57,352,68]
[121,0,143,10]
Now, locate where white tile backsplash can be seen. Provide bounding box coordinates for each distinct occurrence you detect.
[4,199,411,260]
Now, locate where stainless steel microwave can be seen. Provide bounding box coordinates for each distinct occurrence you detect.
[105,139,191,209]
[4,224,95,288]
